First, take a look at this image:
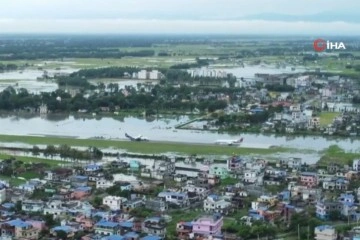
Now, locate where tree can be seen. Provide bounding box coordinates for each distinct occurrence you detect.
[44,214,57,228]
[55,230,68,240]
[32,146,40,156]
[329,210,341,221]
[44,145,56,158]
[15,200,22,213]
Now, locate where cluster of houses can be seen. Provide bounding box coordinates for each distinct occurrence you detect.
[2,153,360,239]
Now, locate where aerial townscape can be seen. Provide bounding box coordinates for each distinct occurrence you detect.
[0,1,360,240]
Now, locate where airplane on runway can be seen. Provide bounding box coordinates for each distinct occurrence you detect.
[214,137,243,146]
[125,133,149,142]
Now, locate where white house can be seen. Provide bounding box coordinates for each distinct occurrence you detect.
[158,192,189,207]
[22,200,45,212]
[314,225,337,240]
[138,70,148,80]
[102,196,127,211]
[203,194,232,214]
[43,200,66,218]
[96,179,114,189]
[353,159,360,172]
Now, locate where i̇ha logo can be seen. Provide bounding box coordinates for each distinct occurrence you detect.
[313,38,346,52]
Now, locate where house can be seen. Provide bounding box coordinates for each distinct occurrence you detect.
[203,194,233,215]
[72,186,92,200]
[142,217,167,237]
[176,221,193,239]
[97,179,115,189]
[182,185,208,199]
[129,161,140,171]
[43,200,66,218]
[158,192,189,207]
[95,221,121,236]
[353,159,360,172]
[243,170,262,185]
[209,166,229,179]
[22,200,45,212]
[192,214,223,237]
[1,219,40,240]
[51,225,76,239]
[316,201,342,220]
[119,182,133,191]
[227,156,242,172]
[144,198,168,212]
[84,164,102,174]
[75,215,94,231]
[174,174,188,183]
[300,172,318,188]
[314,225,337,240]
[103,196,128,211]
[44,168,73,181]
[122,199,143,213]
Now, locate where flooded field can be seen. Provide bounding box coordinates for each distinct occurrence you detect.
[0,114,359,152]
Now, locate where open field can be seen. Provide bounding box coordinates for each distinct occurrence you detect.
[0,153,66,166]
[318,145,360,166]
[0,134,291,156]
[319,112,340,126]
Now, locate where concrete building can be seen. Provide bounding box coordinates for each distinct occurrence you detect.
[138,70,148,80]
[192,214,223,236]
[103,196,127,211]
[314,225,337,240]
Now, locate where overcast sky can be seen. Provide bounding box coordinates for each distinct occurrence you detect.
[0,0,359,35]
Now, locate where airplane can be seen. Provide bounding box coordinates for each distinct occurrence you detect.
[125,133,149,142]
[214,137,243,146]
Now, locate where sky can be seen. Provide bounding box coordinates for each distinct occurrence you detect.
[0,0,359,35]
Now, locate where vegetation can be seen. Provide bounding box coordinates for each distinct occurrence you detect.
[0,134,290,155]
[319,112,340,127]
[318,145,360,166]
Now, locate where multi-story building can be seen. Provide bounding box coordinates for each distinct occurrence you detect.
[314,225,337,240]
[353,159,360,172]
[94,221,121,236]
[0,219,40,240]
[158,192,189,207]
[103,196,128,211]
[316,201,342,220]
[192,214,223,237]
[227,156,242,172]
[209,166,229,179]
[144,198,168,212]
[176,221,193,240]
[300,172,318,188]
[142,217,167,237]
[22,200,45,212]
[44,168,73,181]
[203,195,232,215]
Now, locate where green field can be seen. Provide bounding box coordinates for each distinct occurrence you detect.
[0,153,66,166]
[319,112,340,126]
[318,145,360,166]
[0,134,290,156]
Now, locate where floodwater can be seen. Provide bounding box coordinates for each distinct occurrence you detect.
[0,69,77,93]
[0,64,307,94]
[0,114,359,152]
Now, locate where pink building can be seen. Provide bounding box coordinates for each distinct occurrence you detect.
[26,220,46,231]
[192,214,223,236]
[300,172,318,188]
